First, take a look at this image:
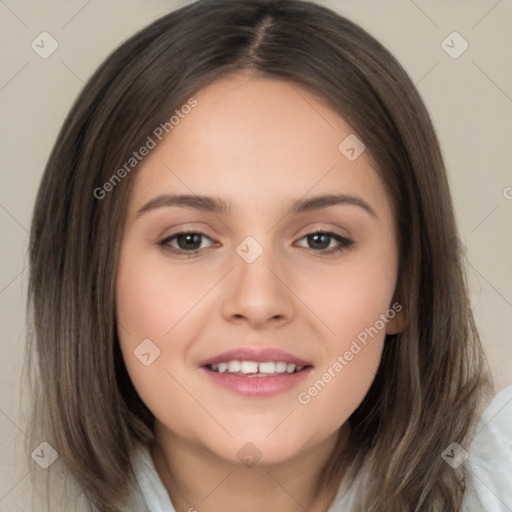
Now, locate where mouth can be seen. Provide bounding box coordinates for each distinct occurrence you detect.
[198,347,314,397]
[204,360,310,377]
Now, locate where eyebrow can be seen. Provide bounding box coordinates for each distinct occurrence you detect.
[136,193,376,218]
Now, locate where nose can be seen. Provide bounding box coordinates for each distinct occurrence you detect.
[221,250,295,329]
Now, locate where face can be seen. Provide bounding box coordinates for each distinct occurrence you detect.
[115,74,403,466]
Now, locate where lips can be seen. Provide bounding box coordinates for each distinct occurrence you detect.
[198,347,313,368]
[200,365,313,397]
[198,347,314,397]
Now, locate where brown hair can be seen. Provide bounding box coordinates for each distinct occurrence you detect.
[25,0,493,510]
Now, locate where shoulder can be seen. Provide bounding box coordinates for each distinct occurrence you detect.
[121,444,176,512]
[462,383,512,511]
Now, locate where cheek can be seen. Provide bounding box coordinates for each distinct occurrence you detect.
[116,248,215,342]
[296,341,384,441]
[294,245,397,425]
[115,248,193,383]
[115,249,209,430]
[295,291,389,437]
[303,244,397,345]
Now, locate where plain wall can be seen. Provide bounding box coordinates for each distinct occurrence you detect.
[1,1,511,509]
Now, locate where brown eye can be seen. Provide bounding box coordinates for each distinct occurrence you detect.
[296,231,354,253]
[159,231,214,254]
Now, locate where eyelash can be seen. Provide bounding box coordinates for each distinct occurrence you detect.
[157,229,354,257]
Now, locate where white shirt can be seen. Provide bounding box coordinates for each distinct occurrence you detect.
[125,384,512,511]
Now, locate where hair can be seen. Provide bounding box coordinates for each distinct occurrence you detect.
[25,0,493,510]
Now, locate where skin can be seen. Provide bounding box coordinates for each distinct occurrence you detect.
[116,72,404,512]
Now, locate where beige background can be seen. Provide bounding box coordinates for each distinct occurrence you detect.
[1,0,511,509]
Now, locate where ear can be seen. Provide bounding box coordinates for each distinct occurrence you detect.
[386,302,406,334]
[386,308,405,334]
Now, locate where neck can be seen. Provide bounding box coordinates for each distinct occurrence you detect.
[151,423,350,512]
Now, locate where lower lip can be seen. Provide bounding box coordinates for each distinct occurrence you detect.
[199,366,313,397]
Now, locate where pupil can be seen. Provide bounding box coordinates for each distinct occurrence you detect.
[178,233,201,250]
[309,233,330,249]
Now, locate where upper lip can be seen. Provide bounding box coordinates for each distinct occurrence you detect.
[198,347,313,367]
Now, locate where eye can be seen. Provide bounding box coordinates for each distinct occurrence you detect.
[296,230,354,254]
[158,231,215,255]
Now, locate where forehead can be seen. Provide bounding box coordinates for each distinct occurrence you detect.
[127,74,389,217]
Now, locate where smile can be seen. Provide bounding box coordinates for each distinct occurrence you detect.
[201,361,313,397]
[207,360,305,376]
[198,346,313,396]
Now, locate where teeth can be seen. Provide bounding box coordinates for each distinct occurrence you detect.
[208,360,306,375]
[275,361,287,372]
[240,361,259,374]
[227,361,241,372]
[258,362,275,373]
